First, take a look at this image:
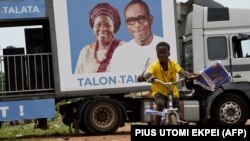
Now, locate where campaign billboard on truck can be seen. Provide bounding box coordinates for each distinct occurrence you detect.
[52,0,178,93]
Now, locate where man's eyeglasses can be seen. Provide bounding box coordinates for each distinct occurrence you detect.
[126,15,148,25]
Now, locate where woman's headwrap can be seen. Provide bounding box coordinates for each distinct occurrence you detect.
[88,3,121,33]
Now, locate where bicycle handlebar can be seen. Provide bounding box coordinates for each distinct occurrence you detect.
[153,78,184,86]
[146,74,197,84]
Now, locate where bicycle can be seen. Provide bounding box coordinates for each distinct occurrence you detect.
[144,77,192,125]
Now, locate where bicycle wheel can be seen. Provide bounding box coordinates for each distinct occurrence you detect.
[168,114,178,125]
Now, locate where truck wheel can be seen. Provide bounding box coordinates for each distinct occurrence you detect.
[79,121,89,134]
[210,94,249,125]
[83,98,122,135]
[78,100,91,133]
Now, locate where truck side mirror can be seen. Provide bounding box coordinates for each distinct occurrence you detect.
[236,33,249,40]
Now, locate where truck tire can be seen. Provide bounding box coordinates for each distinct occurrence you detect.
[83,98,122,135]
[78,99,91,133]
[210,94,249,125]
[79,121,89,133]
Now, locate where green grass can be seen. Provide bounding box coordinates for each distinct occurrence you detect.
[0,116,70,141]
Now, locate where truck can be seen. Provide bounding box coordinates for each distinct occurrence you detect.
[0,0,250,135]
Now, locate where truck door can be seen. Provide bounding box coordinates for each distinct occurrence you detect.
[229,33,250,82]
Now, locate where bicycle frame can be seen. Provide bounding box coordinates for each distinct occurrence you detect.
[145,77,188,125]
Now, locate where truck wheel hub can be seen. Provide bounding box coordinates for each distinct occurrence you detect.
[93,106,114,127]
[220,102,241,124]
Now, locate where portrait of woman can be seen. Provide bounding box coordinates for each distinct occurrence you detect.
[74,3,125,74]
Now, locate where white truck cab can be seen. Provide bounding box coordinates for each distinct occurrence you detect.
[177,2,250,125]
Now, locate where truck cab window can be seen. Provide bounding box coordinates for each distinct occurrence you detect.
[207,37,228,60]
[232,34,250,58]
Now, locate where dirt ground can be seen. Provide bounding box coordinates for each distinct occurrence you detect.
[24,125,131,141]
[19,120,250,141]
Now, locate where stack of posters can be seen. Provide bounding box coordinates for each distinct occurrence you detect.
[195,60,232,91]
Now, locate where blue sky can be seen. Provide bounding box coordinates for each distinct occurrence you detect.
[177,0,250,8]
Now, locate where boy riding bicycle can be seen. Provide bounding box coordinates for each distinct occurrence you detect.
[138,42,196,125]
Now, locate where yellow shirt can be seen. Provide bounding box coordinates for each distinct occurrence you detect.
[148,60,182,98]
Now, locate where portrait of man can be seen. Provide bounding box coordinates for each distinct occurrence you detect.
[110,0,165,74]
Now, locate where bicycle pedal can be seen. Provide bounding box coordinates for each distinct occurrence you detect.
[178,120,188,124]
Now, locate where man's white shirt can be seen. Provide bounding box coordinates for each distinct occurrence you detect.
[110,35,165,74]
